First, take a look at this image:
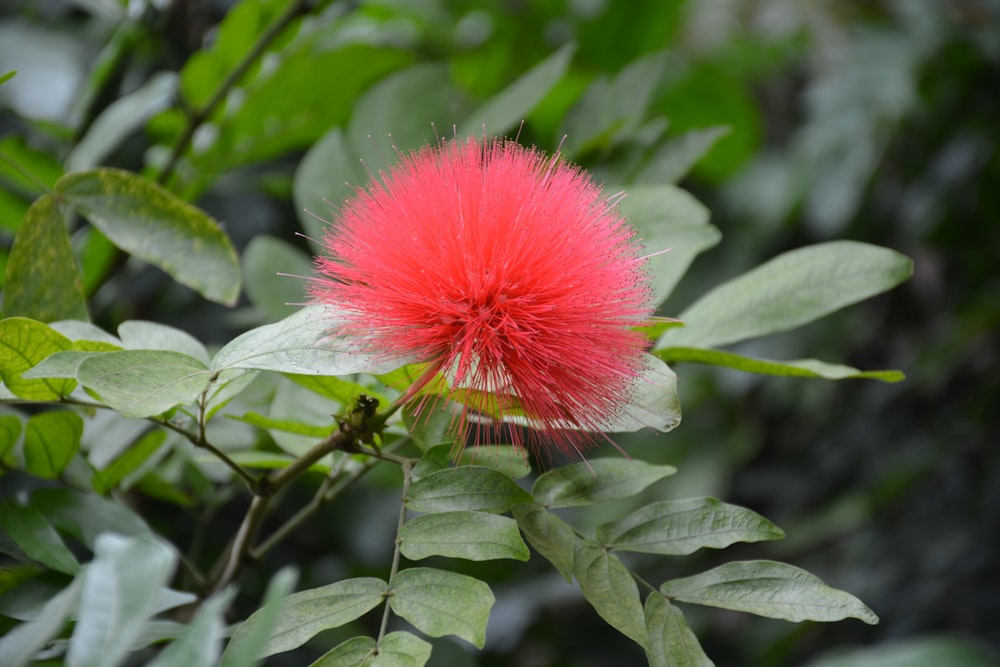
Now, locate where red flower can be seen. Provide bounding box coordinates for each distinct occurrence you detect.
[311,137,653,459]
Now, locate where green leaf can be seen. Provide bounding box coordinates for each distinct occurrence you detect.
[0,501,80,574]
[388,567,494,649]
[372,631,433,667]
[54,169,240,305]
[400,511,529,562]
[309,636,376,667]
[242,235,313,320]
[3,195,88,322]
[0,317,76,400]
[616,184,720,306]
[23,410,83,479]
[658,241,914,350]
[659,560,879,624]
[0,414,21,462]
[21,350,105,379]
[76,350,211,418]
[146,588,235,667]
[31,488,151,549]
[459,42,576,137]
[66,72,177,171]
[248,577,388,658]
[407,466,532,513]
[643,592,714,667]
[655,347,906,382]
[117,320,210,365]
[0,70,14,85]
[229,411,333,438]
[634,126,732,185]
[92,429,169,495]
[573,540,647,647]
[510,503,577,582]
[596,497,785,555]
[66,533,177,667]
[286,373,389,407]
[293,128,363,247]
[0,573,83,667]
[532,458,676,509]
[218,567,298,667]
[213,306,408,375]
[459,446,531,480]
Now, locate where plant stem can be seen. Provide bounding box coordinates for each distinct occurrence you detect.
[377,460,412,645]
[155,0,313,186]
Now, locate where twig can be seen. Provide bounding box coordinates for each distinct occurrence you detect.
[377,460,413,645]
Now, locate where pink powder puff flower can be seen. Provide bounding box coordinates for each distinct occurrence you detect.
[310,137,654,460]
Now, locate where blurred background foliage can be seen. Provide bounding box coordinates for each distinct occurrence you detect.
[1,0,998,665]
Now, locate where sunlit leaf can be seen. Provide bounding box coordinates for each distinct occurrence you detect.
[3,195,88,322]
[574,540,647,647]
[400,511,529,561]
[644,592,714,667]
[55,169,240,305]
[76,350,211,418]
[597,497,785,555]
[212,306,410,375]
[0,317,75,400]
[0,414,21,462]
[66,533,177,667]
[658,241,914,350]
[660,560,879,624]
[655,347,906,382]
[23,410,83,479]
[388,567,493,648]
[532,458,676,509]
[407,466,532,513]
[92,429,169,495]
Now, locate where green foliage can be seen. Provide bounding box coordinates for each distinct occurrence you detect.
[0,1,932,666]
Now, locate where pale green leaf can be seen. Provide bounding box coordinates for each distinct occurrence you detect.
[146,588,235,667]
[407,466,532,513]
[659,241,914,349]
[532,458,676,509]
[54,169,240,305]
[212,306,409,375]
[459,446,531,480]
[644,592,714,667]
[655,347,906,382]
[256,577,388,657]
[616,184,720,306]
[634,126,732,185]
[597,497,785,555]
[66,533,177,667]
[32,488,151,549]
[92,429,168,495]
[3,194,88,322]
[574,540,647,647]
[400,511,529,562]
[309,636,376,667]
[459,42,576,137]
[510,502,577,582]
[23,410,83,479]
[76,350,211,418]
[218,567,298,667]
[804,636,1000,667]
[117,320,210,365]
[293,128,363,247]
[660,560,879,624]
[66,72,177,171]
[0,317,76,400]
[388,567,494,648]
[242,235,313,320]
[0,573,83,667]
[0,501,80,574]
[371,631,433,667]
[21,350,104,379]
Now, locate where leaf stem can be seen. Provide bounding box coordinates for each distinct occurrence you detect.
[155,0,315,186]
[377,459,413,645]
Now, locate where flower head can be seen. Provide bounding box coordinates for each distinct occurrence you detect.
[310,137,653,459]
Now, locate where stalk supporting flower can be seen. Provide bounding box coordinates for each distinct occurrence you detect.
[310,137,655,459]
